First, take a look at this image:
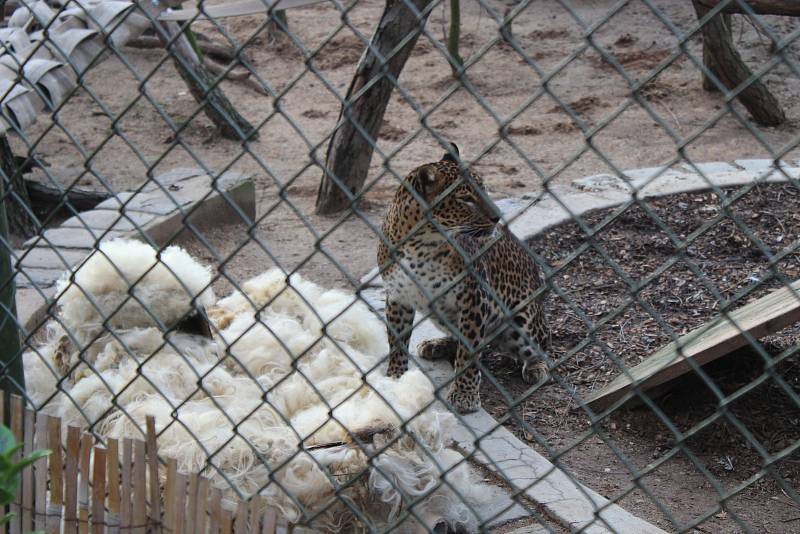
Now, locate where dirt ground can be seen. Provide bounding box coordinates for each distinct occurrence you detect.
[10,0,800,531]
[481,183,800,533]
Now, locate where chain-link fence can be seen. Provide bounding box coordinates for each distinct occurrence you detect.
[1,0,799,531]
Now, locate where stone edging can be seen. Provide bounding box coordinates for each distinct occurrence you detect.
[360,159,797,533]
[14,168,255,333]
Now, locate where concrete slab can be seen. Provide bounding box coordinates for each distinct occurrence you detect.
[61,209,156,232]
[25,228,125,249]
[15,247,87,270]
[14,167,256,333]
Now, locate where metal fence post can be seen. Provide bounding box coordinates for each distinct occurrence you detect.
[0,166,24,398]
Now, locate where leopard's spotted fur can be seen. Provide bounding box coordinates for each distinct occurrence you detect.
[377,146,550,414]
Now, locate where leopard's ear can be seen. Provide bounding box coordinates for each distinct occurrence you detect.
[441,142,460,163]
[414,165,437,198]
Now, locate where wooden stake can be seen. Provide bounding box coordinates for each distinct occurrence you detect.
[164,459,177,533]
[78,433,91,534]
[233,499,248,534]
[64,427,80,534]
[91,447,106,534]
[34,413,48,532]
[220,508,232,534]
[145,416,161,531]
[132,439,147,534]
[121,438,132,532]
[196,476,209,534]
[46,417,63,534]
[185,474,198,534]
[107,438,121,534]
[173,473,187,534]
[209,488,222,534]
[22,409,34,531]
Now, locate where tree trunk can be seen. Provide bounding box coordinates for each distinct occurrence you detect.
[702,12,730,92]
[316,0,434,215]
[697,0,800,16]
[267,10,289,42]
[0,136,35,238]
[693,1,785,126]
[448,0,463,74]
[158,21,258,141]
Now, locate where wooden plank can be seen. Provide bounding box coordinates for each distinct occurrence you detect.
[586,279,800,410]
[208,488,222,534]
[107,438,121,534]
[132,439,147,534]
[220,508,232,534]
[22,409,34,531]
[34,413,48,532]
[173,473,187,534]
[164,459,177,534]
[79,433,92,534]
[145,416,161,532]
[248,496,261,533]
[10,395,22,534]
[196,476,209,534]
[64,426,80,534]
[261,506,276,534]
[233,499,248,534]
[92,447,106,534]
[158,0,326,20]
[120,438,132,532]
[46,416,63,534]
[185,474,198,534]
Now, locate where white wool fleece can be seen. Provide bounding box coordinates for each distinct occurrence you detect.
[25,257,490,533]
[55,239,215,347]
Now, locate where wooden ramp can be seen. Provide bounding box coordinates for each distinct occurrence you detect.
[585,279,800,411]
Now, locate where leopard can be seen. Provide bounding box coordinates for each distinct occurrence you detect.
[377,144,550,414]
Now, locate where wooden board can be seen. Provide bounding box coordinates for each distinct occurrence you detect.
[585,279,800,410]
[158,0,326,20]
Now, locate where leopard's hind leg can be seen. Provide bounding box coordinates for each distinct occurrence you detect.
[417,337,458,361]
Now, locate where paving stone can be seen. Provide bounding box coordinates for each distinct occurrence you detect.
[94,191,135,210]
[16,247,87,269]
[15,267,62,289]
[60,209,156,232]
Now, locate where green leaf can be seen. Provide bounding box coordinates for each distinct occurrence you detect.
[12,450,50,471]
[0,427,14,456]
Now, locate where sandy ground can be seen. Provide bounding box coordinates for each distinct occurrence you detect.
[10,0,800,531]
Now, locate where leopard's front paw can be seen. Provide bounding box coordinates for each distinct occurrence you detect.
[386,354,409,378]
[445,385,481,414]
[522,360,549,385]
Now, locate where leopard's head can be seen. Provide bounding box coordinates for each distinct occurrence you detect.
[400,144,500,235]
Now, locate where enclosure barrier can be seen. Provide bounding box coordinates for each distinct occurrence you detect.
[0,0,798,532]
[2,393,291,534]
